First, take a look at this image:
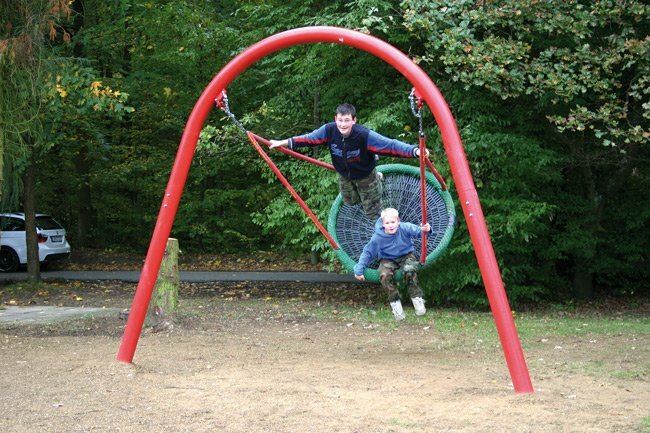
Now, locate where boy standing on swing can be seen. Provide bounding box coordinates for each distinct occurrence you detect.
[270,103,427,219]
[354,207,430,321]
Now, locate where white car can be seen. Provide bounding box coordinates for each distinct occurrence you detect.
[0,213,72,272]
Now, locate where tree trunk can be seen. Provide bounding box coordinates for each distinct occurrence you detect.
[309,90,321,163]
[75,147,93,247]
[147,238,179,331]
[572,256,594,300]
[23,162,40,281]
[310,90,320,265]
[0,131,4,204]
[562,135,599,300]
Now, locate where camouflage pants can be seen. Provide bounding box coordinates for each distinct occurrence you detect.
[338,170,383,219]
[378,253,423,302]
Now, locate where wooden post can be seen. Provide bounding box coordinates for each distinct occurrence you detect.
[147,238,179,331]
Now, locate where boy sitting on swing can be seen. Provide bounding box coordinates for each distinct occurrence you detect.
[354,207,430,321]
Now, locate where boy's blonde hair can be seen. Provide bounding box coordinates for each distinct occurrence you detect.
[380,207,399,221]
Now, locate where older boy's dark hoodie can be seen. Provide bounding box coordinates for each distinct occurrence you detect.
[354,218,423,276]
[288,123,418,180]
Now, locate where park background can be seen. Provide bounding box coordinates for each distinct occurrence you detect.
[1,0,649,306]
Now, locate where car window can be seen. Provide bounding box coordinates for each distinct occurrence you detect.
[0,217,25,232]
[35,216,64,230]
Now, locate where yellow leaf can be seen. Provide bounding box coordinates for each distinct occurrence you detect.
[56,84,68,98]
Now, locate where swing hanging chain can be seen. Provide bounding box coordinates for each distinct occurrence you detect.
[409,88,421,119]
[216,90,247,134]
[408,89,425,137]
[408,88,448,191]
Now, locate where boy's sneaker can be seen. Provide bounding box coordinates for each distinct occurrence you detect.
[411,297,426,316]
[389,299,406,321]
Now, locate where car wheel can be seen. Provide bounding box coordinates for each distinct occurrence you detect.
[0,247,19,272]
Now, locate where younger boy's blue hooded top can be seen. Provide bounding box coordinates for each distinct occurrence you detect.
[354,218,424,276]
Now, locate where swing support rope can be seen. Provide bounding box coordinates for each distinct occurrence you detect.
[216,91,336,171]
[215,90,338,249]
[246,131,339,249]
[249,132,335,172]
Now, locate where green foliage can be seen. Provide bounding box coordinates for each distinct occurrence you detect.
[401,0,650,302]
[4,0,647,304]
[180,123,281,252]
[41,60,133,156]
[33,57,135,241]
[67,0,263,251]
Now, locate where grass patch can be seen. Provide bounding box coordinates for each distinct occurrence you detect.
[0,280,58,297]
[0,280,88,304]
[389,418,419,428]
[183,298,648,347]
[515,312,650,338]
[639,417,650,433]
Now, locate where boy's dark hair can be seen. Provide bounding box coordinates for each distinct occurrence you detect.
[336,103,356,118]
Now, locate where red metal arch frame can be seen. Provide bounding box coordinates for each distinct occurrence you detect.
[116,26,533,394]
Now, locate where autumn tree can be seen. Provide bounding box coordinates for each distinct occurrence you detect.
[401,0,650,299]
[0,1,74,280]
[1,1,131,279]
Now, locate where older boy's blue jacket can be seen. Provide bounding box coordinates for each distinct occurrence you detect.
[354,218,423,276]
[288,123,418,180]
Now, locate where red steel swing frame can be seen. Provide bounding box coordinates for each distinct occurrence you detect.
[116,26,534,394]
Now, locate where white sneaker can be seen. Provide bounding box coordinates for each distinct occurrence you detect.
[411,297,426,316]
[389,299,406,321]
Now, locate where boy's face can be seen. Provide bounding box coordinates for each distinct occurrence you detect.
[382,215,400,235]
[335,113,356,137]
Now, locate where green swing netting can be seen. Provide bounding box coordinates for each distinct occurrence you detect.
[327,163,456,283]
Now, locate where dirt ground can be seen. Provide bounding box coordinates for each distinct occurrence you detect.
[1,250,649,432]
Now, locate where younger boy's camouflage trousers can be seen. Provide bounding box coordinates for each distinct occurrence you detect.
[338,170,382,219]
[377,253,424,302]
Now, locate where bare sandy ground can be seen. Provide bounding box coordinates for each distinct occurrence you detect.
[1,287,648,433]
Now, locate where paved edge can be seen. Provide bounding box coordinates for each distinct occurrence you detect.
[0,271,358,283]
[0,305,124,324]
